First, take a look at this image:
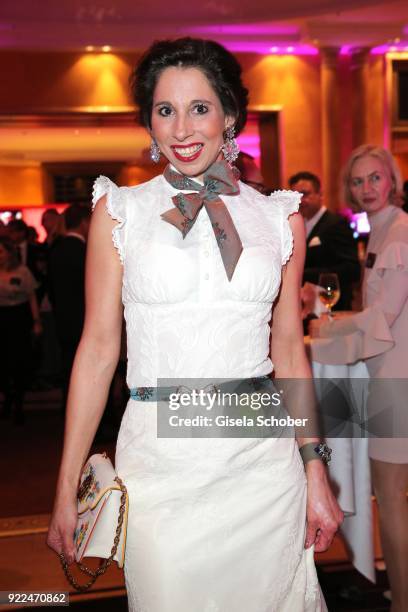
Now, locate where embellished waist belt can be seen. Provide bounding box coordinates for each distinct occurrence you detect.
[129,376,271,402]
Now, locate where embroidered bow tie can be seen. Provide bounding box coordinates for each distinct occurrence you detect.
[162,160,243,281]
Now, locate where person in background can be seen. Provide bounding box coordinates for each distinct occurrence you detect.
[7,219,47,302]
[289,171,360,313]
[42,208,64,247]
[47,205,91,410]
[235,151,270,195]
[0,237,42,424]
[311,145,408,612]
[27,226,39,245]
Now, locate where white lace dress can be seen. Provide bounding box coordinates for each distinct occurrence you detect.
[92,175,326,612]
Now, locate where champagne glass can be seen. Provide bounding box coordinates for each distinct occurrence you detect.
[318,273,340,318]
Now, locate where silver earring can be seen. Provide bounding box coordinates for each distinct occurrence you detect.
[150,138,161,163]
[221,126,240,164]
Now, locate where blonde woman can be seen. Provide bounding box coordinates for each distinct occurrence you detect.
[312,145,408,612]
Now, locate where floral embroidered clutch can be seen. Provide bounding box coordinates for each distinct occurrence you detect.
[74,453,128,569]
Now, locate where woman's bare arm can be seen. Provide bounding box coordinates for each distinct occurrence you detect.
[271,213,343,552]
[271,213,319,446]
[47,196,123,561]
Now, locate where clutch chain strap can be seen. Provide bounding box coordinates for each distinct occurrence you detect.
[59,476,127,592]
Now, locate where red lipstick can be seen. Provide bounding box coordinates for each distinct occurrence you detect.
[170,143,203,163]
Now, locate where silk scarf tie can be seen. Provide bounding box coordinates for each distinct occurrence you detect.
[162,160,243,281]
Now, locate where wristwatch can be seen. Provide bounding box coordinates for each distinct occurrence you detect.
[299,442,332,466]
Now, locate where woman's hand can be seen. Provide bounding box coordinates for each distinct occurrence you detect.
[46,492,77,564]
[304,461,344,552]
[301,282,318,319]
[308,317,327,339]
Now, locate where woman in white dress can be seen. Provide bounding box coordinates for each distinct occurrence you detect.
[47,38,342,611]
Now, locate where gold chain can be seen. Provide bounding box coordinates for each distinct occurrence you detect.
[59,476,127,592]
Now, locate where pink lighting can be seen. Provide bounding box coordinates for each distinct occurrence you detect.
[187,24,299,36]
[223,41,318,55]
[371,43,408,54]
[184,21,319,55]
[237,133,261,161]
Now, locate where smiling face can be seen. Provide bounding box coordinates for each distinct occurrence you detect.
[349,155,393,216]
[150,66,233,180]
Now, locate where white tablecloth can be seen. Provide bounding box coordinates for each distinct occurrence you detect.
[312,359,375,582]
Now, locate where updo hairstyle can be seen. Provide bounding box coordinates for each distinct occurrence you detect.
[131,37,249,135]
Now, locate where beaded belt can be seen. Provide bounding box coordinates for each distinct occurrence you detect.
[129,376,271,402]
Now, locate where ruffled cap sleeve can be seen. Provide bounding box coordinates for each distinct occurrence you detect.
[92,175,126,264]
[268,190,301,265]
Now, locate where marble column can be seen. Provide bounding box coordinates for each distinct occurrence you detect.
[350,47,371,149]
[320,47,341,210]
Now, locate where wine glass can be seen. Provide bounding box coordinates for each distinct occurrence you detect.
[318,273,340,318]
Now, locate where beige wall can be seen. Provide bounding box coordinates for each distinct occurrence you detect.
[0,165,47,207]
[0,50,391,206]
[0,51,137,111]
[240,54,322,184]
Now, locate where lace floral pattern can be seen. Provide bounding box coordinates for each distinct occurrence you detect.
[92,175,128,264]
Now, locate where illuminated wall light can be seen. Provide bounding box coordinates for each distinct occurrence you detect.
[287,46,294,53]
[102,45,112,53]
[85,46,94,52]
[270,46,279,53]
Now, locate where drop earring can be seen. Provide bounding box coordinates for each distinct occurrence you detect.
[150,138,161,163]
[221,125,240,165]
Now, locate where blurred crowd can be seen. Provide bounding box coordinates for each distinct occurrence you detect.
[0,204,127,432]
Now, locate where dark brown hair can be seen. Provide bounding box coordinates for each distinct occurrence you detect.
[131,38,248,135]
